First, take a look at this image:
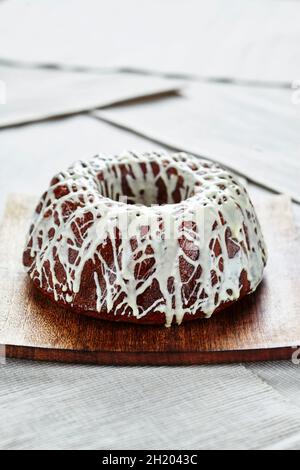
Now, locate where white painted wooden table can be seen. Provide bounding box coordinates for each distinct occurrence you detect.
[0,0,300,451]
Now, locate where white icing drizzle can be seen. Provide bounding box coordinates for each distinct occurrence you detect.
[23,151,267,326]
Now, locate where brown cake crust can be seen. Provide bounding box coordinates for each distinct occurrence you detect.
[30,270,251,325]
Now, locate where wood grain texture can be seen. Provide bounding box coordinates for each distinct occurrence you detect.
[0,194,299,365]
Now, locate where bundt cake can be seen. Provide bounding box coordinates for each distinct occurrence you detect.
[23,151,267,326]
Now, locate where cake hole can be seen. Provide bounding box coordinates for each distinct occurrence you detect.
[95,159,198,206]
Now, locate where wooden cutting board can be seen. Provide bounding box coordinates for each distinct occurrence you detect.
[0,194,299,365]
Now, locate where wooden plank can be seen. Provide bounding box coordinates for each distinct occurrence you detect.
[0,0,299,84]
[0,194,299,365]
[0,65,180,128]
[95,82,300,202]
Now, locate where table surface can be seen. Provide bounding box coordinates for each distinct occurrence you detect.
[1,0,300,451]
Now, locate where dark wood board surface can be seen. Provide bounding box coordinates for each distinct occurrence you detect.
[0,194,299,365]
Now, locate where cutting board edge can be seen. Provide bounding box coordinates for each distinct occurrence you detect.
[3,343,298,366]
